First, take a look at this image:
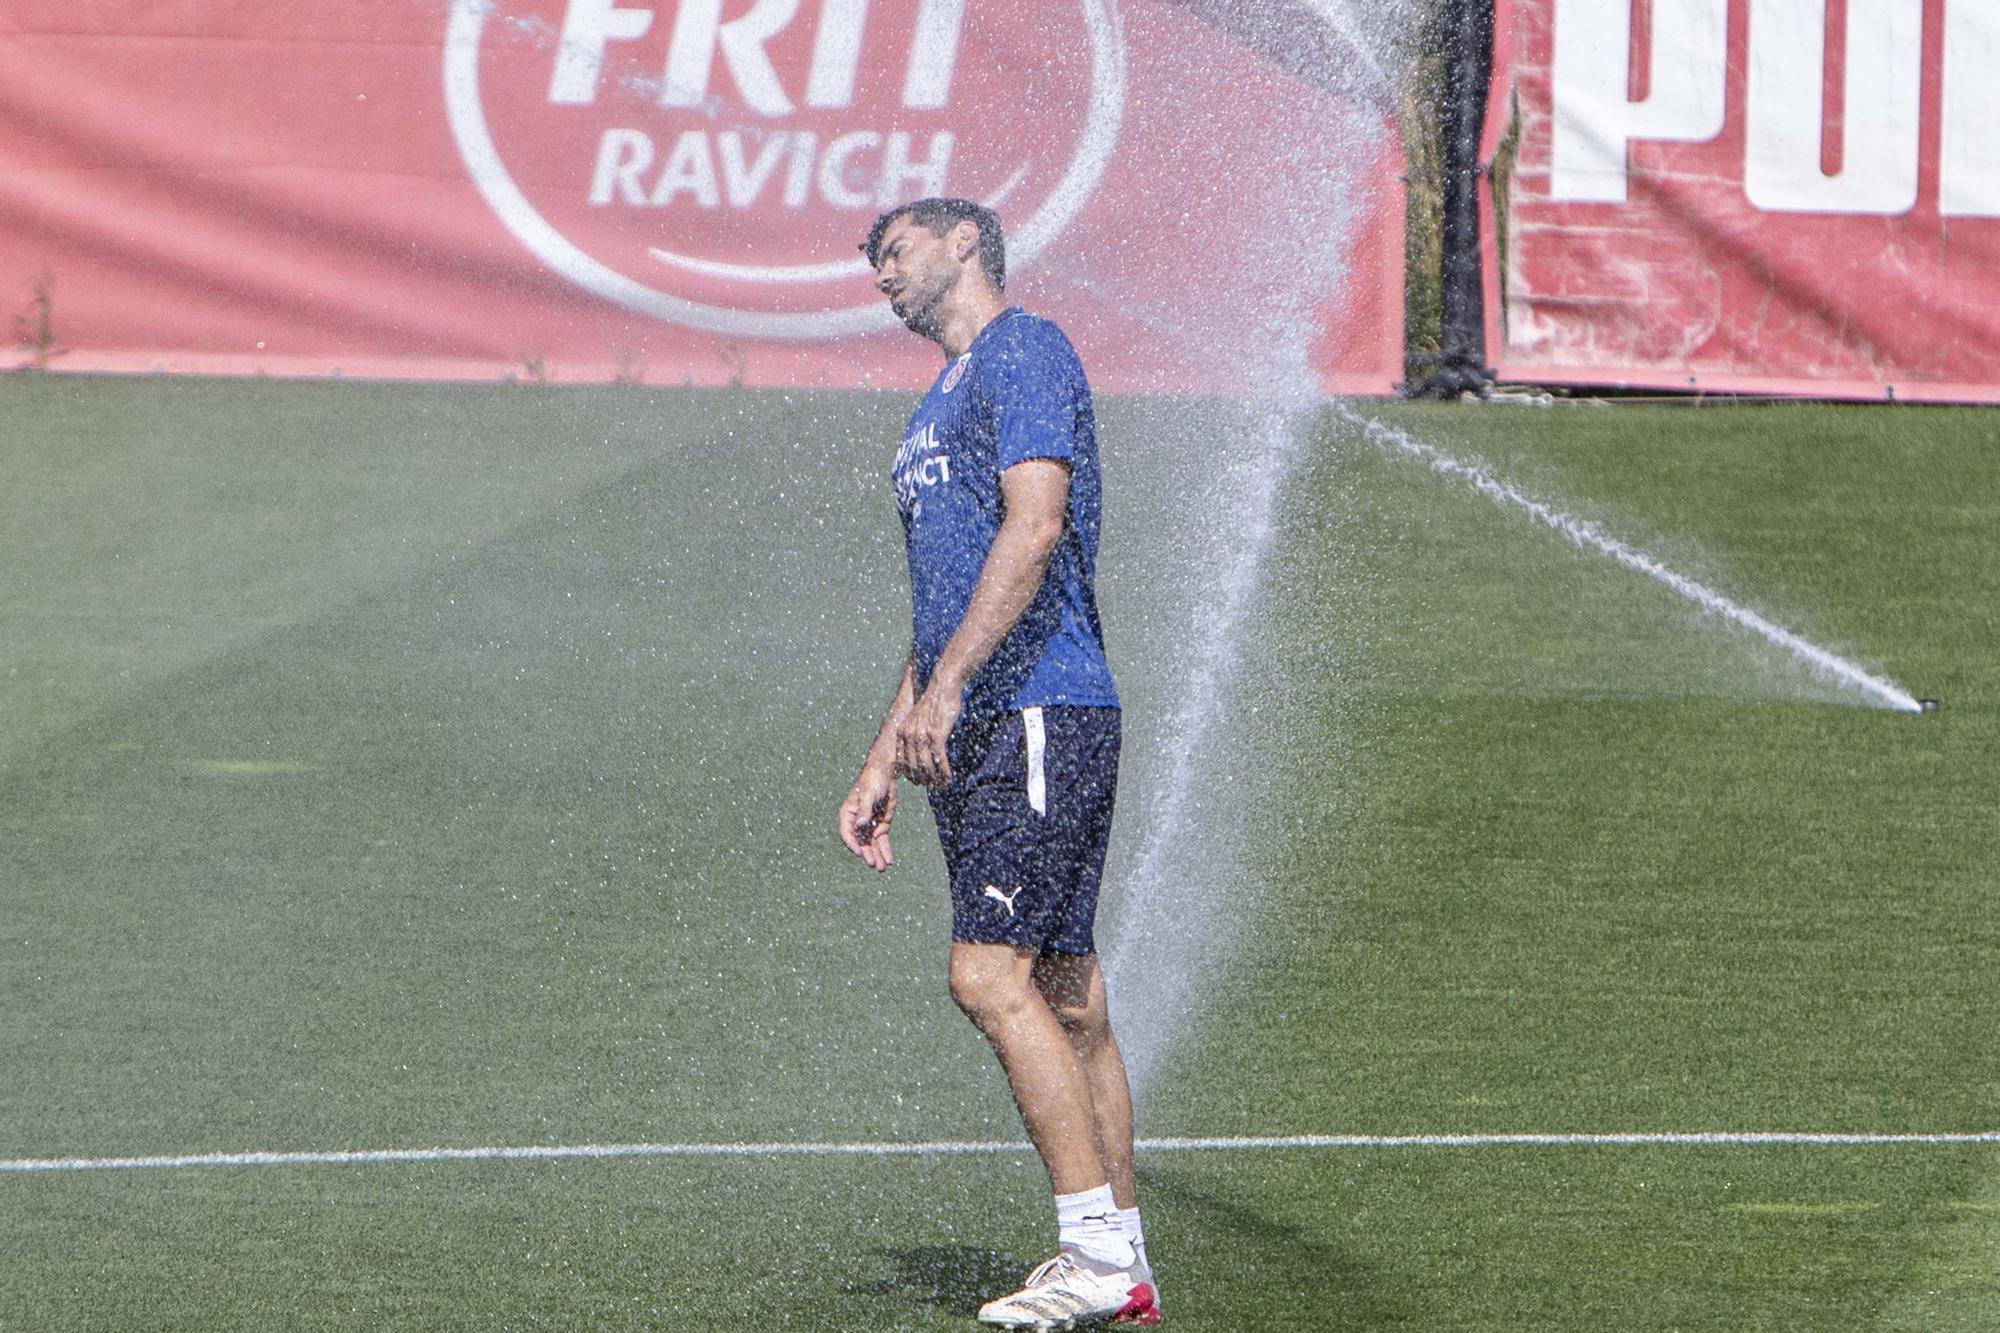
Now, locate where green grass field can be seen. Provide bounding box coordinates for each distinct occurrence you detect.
[1,376,1993,1330]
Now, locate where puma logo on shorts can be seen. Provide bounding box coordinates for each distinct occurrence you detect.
[983,884,1025,917]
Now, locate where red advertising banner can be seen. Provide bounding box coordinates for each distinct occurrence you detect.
[0,2,1403,395]
[1486,0,2000,402]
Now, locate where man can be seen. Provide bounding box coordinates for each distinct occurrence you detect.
[837,197,1158,1330]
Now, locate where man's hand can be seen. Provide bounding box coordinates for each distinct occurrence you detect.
[896,681,962,787]
[838,765,899,871]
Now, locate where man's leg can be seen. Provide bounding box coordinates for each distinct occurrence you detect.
[958,942,1158,1328]
[948,940,1108,1195]
[953,940,1158,1330]
[1031,951,1137,1210]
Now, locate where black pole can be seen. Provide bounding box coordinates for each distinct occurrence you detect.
[1410,0,1496,398]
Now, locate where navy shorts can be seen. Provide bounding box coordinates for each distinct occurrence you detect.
[928,706,1121,956]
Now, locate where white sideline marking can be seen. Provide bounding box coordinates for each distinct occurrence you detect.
[1335,404,1928,713]
[3,1132,1995,1176]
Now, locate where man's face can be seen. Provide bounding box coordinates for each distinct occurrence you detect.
[873,216,962,338]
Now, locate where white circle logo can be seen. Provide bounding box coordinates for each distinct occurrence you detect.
[442,1,1126,339]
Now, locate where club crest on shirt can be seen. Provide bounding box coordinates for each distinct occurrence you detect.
[941,355,971,395]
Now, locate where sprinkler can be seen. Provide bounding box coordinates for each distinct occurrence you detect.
[1918,698,1941,713]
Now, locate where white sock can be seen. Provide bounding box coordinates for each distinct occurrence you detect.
[1113,1205,1149,1271]
[1055,1184,1136,1269]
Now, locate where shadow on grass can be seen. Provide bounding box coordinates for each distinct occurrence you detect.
[1139,1162,1401,1327]
[847,1244,1026,1319]
[840,1167,1402,1327]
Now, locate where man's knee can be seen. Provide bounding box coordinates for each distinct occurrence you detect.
[1037,982,1099,1035]
[948,945,1038,1026]
[1033,955,1109,1043]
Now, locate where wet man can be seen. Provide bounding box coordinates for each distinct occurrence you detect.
[836,197,1158,1330]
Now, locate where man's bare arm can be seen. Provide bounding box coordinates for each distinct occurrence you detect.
[839,652,919,871]
[897,458,1070,785]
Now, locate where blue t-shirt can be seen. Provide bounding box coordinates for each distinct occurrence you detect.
[893,308,1119,717]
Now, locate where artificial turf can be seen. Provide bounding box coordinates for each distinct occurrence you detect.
[0,377,1992,1329]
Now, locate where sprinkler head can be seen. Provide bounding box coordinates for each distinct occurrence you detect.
[1918,698,1940,713]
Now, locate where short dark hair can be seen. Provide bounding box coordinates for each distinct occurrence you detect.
[861,198,1006,289]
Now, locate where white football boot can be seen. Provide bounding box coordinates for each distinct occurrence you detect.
[976,1248,1159,1329]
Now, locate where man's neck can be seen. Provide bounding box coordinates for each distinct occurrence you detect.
[933,287,1011,359]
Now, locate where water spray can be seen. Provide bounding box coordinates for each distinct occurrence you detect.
[1095,0,1924,1111]
[1101,390,1315,1097]
[1089,295,1931,1104]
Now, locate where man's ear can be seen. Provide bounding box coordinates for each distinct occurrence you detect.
[954,220,979,262]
